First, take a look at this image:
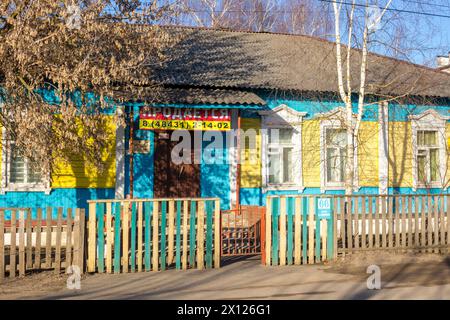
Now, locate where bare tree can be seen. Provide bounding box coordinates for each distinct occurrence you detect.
[277,0,333,36]
[178,0,333,36]
[178,0,236,28]
[330,0,450,194]
[236,0,279,32]
[331,0,392,194]
[0,0,177,174]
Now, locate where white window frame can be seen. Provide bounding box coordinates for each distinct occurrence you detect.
[259,104,306,192]
[266,128,296,186]
[317,107,359,193]
[409,109,449,191]
[323,127,347,186]
[1,128,51,194]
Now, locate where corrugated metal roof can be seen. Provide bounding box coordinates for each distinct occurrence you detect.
[150,26,450,99]
[112,87,266,105]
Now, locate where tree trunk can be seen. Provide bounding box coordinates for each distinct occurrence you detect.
[345,101,354,195]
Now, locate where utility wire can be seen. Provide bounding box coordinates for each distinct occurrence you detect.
[155,3,450,19]
[401,0,450,10]
[319,0,450,19]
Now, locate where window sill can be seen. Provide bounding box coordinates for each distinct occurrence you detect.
[263,185,305,193]
[0,185,51,195]
[413,184,445,191]
[320,185,360,193]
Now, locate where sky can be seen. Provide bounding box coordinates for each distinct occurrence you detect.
[423,15,450,65]
[365,0,450,67]
[315,0,450,67]
[171,0,450,67]
[121,0,450,67]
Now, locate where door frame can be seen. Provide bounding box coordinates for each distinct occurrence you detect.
[153,130,201,198]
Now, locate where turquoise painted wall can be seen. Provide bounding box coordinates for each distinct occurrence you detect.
[388,103,450,121]
[265,98,379,121]
[2,90,450,215]
[125,103,155,199]
[201,131,230,210]
[240,186,450,207]
[125,103,231,209]
[0,188,115,219]
[0,88,118,219]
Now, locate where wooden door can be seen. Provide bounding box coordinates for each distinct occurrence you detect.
[153,130,200,198]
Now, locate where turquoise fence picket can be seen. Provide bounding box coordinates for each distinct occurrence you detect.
[114,202,121,273]
[160,201,167,271]
[175,201,182,270]
[271,197,279,266]
[144,201,152,271]
[189,201,197,267]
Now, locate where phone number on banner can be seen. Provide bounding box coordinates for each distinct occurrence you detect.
[139,119,231,131]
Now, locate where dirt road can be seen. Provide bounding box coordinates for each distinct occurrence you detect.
[1,253,449,300]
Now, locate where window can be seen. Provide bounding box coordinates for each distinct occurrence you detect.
[416,130,440,184]
[325,128,347,184]
[318,107,358,192]
[259,104,306,191]
[9,142,43,184]
[1,133,50,193]
[409,110,449,191]
[268,128,294,185]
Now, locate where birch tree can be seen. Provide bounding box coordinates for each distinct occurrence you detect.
[331,0,392,194]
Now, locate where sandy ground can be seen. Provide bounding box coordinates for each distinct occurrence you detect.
[0,271,72,299]
[1,252,449,300]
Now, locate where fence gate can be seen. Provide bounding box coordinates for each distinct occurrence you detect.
[220,206,265,259]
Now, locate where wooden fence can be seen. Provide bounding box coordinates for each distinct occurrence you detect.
[265,194,450,267]
[3,194,448,277]
[336,194,450,255]
[264,196,334,266]
[0,207,85,282]
[87,198,221,273]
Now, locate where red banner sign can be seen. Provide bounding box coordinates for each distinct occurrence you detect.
[139,107,231,131]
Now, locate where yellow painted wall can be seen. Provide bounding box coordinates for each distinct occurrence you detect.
[240,118,262,188]
[388,121,413,187]
[446,124,450,187]
[0,127,2,179]
[51,115,117,188]
[239,119,381,188]
[302,120,378,187]
[302,119,321,187]
[0,117,116,189]
[358,122,379,186]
